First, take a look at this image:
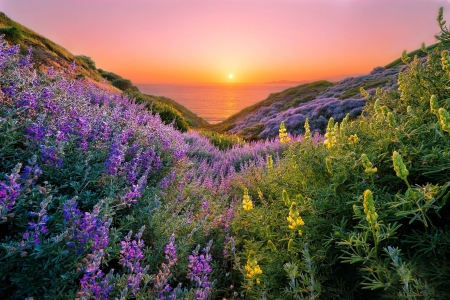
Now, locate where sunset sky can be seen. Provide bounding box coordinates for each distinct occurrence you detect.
[1,0,450,84]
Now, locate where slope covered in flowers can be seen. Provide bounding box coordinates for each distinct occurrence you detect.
[3,7,450,300]
[0,36,290,299]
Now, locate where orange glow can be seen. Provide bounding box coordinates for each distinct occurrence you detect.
[2,0,449,84]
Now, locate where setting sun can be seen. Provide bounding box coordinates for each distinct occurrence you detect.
[228,74,233,79]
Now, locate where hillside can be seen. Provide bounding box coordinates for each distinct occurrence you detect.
[0,12,207,130]
[210,44,439,140]
[2,6,450,300]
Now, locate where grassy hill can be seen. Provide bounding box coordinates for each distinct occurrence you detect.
[207,43,445,141]
[0,12,207,131]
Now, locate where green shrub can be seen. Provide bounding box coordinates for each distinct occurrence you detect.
[75,55,96,70]
[200,131,245,150]
[112,78,133,91]
[0,26,23,41]
[228,8,450,298]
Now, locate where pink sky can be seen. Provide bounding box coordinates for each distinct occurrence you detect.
[1,0,450,83]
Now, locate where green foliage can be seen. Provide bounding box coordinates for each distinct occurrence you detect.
[75,55,96,70]
[112,78,134,91]
[0,26,22,42]
[338,77,392,100]
[228,8,450,298]
[98,69,123,82]
[125,90,189,132]
[199,131,245,150]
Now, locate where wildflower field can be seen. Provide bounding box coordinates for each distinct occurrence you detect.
[2,8,450,300]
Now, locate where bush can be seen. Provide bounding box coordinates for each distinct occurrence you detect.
[75,55,96,70]
[0,26,23,41]
[112,78,133,91]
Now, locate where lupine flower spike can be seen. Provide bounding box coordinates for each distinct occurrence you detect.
[279,121,291,144]
[242,188,253,211]
[392,151,411,189]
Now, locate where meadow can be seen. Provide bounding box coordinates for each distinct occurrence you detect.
[1,8,450,300]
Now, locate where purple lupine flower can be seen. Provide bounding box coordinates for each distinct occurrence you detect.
[122,171,148,206]
[2,86,17,97]
[78,250,113,300]
[23,196,51,245]
[187,241,213,300]
[201,201,209,214]
[164,234,178,266]
[105,142,126,175]
[26,123,46,141]
[119,226,147,296]
[154,234,178,299]
[63,200,110,252]
[160,177,170,189]
[16,92,38,110]
[0,163,22,213]
[47,66,55,76]
[40,145,63,167]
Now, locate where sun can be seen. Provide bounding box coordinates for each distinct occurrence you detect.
[228,74,233,79]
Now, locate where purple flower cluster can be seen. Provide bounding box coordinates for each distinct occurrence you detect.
[78,250,113,300]
[153,234,179,299]
[22,197,50,246]
[188,240,213,300]
[119,226,148,295]
[0,163,22,215]
[63,199,111,252]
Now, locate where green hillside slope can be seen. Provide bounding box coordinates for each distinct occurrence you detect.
[0,12,207,130]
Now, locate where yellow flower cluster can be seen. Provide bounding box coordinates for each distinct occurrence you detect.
[392,151,409,182]
[363,190,378,228]
[439,108,450,133]
[361,154,377,175]
[287,202,305,235]
[348,134,358,145]
[304,118,311,142]
[323,118,336,149]
[242,188,253,211]
[245,253,263,284]
[279,121,291,144]
[430,95,439,115]
[441,50,450,73]
[267,155,273,173]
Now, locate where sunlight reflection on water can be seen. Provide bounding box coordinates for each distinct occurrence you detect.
[137,83,295,124]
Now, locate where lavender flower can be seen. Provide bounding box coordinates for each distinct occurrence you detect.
[154,234,178,299]
[78,250,113,300]
[22,196,51,245]
[119,226,147,295]
[0,163,22,215]
[187,240,213,300]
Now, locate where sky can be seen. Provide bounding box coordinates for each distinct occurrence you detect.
[1,0,450,84]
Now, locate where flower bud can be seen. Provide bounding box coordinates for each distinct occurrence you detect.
[392,151,409,181]
[439,108,450,133]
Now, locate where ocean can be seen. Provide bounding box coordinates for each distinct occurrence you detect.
[136,83,297,124]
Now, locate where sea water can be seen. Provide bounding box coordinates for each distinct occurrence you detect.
[137,83,296,124]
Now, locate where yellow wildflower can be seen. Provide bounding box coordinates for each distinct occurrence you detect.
[430,95,439,115]
[323,118,336,149]
[279,121,291,144]
[304,118,311,142]
[361,153,377,175]
[267,155,273,173]
[439,108,450,133]
[287,202,305,234]
[363,190,378,226]
[348,134,359,145]
[245,252,263,280]
[392,151,409,182]
[242,188,253,211]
